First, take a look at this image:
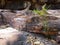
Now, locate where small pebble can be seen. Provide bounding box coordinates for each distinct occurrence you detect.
[34,41,44,45]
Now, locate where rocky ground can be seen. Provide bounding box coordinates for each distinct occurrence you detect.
[0,10,60,45]
[0,25,57,45]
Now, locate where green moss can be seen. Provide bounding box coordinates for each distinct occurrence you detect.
[33,4,48,16]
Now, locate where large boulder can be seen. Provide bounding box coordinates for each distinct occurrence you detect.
[10,15,59,35]
[0,27,27,45]
[1,10,60,36]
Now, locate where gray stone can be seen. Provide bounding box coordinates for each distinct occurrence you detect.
[0,27,26,45]
[0,27,56,45]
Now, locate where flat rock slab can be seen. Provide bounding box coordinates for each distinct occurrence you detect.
[0,27,56,45]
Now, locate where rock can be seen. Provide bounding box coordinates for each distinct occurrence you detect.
[12,15,43,32]
[0,27,27,45]
[47,10,60,15]
[51,40,57,44]
[11,15,29,30]
[0,25,7,29]
[0,27,56,45]
[25,32,56,45]
[56,31,60,44]
[2,11,16,23]
[34,41,44,45]
[24,16,43,33]
[1,10,60,36]
[56,36,60,44]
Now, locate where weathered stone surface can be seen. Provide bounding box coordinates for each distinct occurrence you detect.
[47,10,60,15]
[0,27,56,45]
[1,11,15,23]
[11,15,29,30]
[10,15,59,35]
[1,10,59,35]
[0,12,5,25]
[56,36,60,44]
[0,27,23,45]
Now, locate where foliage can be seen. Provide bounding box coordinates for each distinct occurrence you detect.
[33,4,52,38]
[33,4,48,16]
